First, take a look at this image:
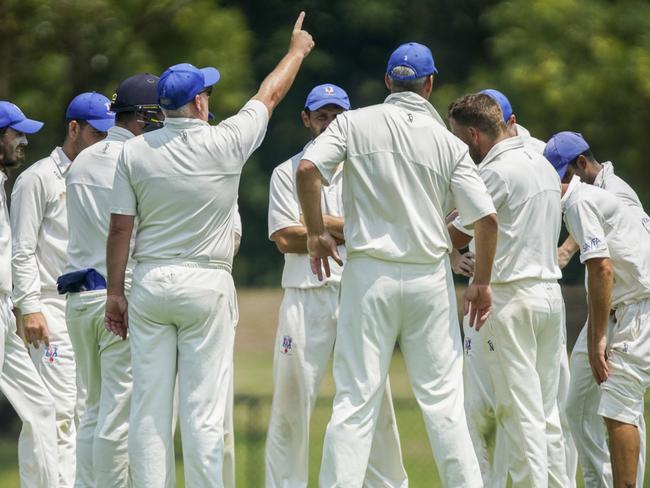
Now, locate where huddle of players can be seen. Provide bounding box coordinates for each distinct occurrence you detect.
[0,13,648,488]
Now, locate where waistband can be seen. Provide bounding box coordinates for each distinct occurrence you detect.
[135,260,232,273]
[490,277,559,288]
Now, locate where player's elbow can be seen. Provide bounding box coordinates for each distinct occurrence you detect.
[296,159,317,180]
[587,257,613,281]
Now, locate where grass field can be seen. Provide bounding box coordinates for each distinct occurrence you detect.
[0,287,648,486]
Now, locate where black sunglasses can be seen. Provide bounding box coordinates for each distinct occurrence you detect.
[201,86,213,97]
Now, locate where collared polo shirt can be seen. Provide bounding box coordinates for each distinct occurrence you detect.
[268,141,345,288]
[66,126,136,279]
[0,173,11,295]
[110,100,268,270]
[454,136,562,284]
[562,176,650,307]
[11,147,72,313]
[302,91,495,264]
[516,124,546,155]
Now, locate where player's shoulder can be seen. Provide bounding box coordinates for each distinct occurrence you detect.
[13,153,55,186]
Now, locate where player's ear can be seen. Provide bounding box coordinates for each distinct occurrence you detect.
[67,120,80,140]
[300,110,310,128]
[576,155,588,170]
[384,73,392,92]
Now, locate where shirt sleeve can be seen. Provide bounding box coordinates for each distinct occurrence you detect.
[233,202,242,237]
[217,99,269,165]
[10,171,45,313]
[110,149,137,216]
[564,201,610,263]
[449,150,496,227]
[268,164,302,239]
[302,115,348,184]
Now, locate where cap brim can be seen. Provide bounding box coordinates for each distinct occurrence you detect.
[87,118,115,132]
[306,98,351,112]
[10,118,44,134]
[201,67,221,88]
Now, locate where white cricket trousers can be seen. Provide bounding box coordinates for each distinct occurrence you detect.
[27,294,78,487]
[481,279,568,487]
[128,263,237,488]
[66,290,132,488]
[319,256,482,487]
[0,293,58,487]
[265,285,407,488]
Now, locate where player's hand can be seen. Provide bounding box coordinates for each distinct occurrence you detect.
[451,250,475,277]
[22,312,50,348]
[588,334,609,385]
[463,283,492,330]
[105,294,129,340]
[307,232,343,281]
[289,11,315,58]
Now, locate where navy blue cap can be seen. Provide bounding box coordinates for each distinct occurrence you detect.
[66,92,115,132]
[0,101,44,134]
[305,84,351,111]
[111,73,160,112]
[386,42,438,80]
[480,89,513,121]
[544,131,590,179]
[158,63,220,110]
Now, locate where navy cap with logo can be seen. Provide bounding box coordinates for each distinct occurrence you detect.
[0,101,44,134]
[66,92,115,132]
[158,63,220,110]
[480,89,513,122]
[305,84,351,112]
[111,73,160,112]
[386,42,438,81]
[544,131,590,179]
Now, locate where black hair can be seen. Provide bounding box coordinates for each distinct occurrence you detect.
[568,149,595,167]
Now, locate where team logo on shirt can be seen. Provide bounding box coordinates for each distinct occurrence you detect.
[44,344,59,364]
[280,336,293,354]
[582,237,601,253]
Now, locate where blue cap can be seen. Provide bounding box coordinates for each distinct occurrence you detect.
[480,89,513,121]
[304,84,351,111]
[544,131,590,179]
[158,63,220,110]
[386,42,438,80]
[66,92,115,132]
[0,101,44,134]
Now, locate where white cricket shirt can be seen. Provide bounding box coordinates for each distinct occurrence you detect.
[11,147,72,313]
[594,161,644,211]
[111,100,268,270]
[66,126,136,279]
[302,92,495,264]
[268,142,345,288]
[453,137,562,284]
[0,173,11,295]
[562,176,650,307]
[516,124,546,155]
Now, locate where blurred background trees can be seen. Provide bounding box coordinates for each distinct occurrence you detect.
[1,0,648,285]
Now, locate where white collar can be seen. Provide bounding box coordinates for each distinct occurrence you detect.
[479,136,525,169]
[561,175,581,210]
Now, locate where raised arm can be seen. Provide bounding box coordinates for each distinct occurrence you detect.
[253,12,314,116]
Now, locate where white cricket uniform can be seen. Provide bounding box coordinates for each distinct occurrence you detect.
[65,126,136,488]
[110,100,268,487]
[453,136,568,487]
[264,145,407,488]
[303,91,495,487]
[0,171,58,487]
[564,169,649,487]
[11,147,78,487]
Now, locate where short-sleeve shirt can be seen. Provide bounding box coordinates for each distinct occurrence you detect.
[302,91,495,264]
[453,136,562,284]
[562,176,650,307]
[111,100,268,270]
[0,173,11,295]
[268,142,346,288]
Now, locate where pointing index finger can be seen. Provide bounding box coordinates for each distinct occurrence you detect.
[294,11,305,31]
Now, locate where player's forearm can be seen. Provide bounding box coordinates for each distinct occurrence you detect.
[471,213,498,285]
[271,226,308,254]
[106,214,134,296]
[558,235,579,269]
[447,222,473,249]
[586,258,613,342]
[296,160,325,237]
[11,251,42,314]
[254,52,306,116]
[323,215,344,239]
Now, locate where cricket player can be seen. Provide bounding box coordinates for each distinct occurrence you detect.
[63,74,161,487]
[10,92,113,487]
[452,88,577,486]
[546,141,650,488]
[104,13,314,487]
[296,42,498,487]
[265,83,407,487]
[546,131,648,487]
[447,93,569,487]
[0,100,58,487]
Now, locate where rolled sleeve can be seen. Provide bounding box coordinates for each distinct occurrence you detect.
[302,116,348,184]
[564,202,610,263]
[450,151,496,227]
[268,165,301,239]
[110,150,137,216]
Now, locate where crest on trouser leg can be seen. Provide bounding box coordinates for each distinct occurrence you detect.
[281,335,292,354]
[44,344,59,364]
